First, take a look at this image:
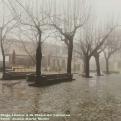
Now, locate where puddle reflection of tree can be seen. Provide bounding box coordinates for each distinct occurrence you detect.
[31,84,71,121]
[2,81,21,97]
[63,83,71,121]
[0,81,22,114]
[85,77,106,102]
[31,88,42,114]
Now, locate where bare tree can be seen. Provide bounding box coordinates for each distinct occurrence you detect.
[0,18,17,78]
[93,49,104,76]
[8,0,48,79]
[48,0,89,75]
[77,24,116,77]
[93,19,119,76]
[93,29,106,76]
[103,31,121,74]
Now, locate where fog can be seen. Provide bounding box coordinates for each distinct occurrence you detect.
[0,0,121,22]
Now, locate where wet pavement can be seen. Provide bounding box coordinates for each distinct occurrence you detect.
[0,74,121,121]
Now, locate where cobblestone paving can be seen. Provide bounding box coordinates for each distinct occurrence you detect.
[0,74,121,121]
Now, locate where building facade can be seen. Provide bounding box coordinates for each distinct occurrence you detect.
[3,39,82,73]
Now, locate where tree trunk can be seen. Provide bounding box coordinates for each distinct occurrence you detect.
[94,54,101,76]
[106,59,109,74]
[36,33,42,77]
[0,29,5,79]
[1,42,5,79]
[67,41,73,75]
[2,54,5,79]
[84,56,90,77]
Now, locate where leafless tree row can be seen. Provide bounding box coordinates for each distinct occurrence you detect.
[0,0,121,79]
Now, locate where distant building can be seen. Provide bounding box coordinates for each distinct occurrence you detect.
[1,39,82,73]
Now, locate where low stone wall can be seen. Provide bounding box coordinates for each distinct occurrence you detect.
[3,71,34,80]
[27,73,73,87]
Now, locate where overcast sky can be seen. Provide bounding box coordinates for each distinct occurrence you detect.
[0,0,121,44]
[93,0,121,22]
[0,0,121,24]
[0,0,121,60]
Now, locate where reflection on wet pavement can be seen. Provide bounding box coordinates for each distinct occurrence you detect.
[0,74,121,121]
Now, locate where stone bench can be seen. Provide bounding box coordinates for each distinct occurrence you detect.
[27,73,73,86]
